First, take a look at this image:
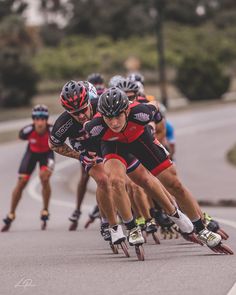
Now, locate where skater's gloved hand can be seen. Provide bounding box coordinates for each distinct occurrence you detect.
[79,151,97,167]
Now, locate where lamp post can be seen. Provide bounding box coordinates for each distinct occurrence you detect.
[155,0,168,107]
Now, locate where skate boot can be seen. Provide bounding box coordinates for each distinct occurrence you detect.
[136,217,147,242]
[84,205,100,229]
[145,218,160,244]
[145,218,158,234]
[152,208,179,239]
[128,226,145,261]
[128,226,145,246]
[100,222,111,242]
[69,209,81,231]
[41,209,49,230]
[110,225,129,257]
[110,225,126,244]
[1,213,15,232]
[203,212,229,240]
[198,228,233,255]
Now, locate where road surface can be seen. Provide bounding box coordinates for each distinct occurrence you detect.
[0,103,236,295]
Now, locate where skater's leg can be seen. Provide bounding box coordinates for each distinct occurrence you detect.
[10,176,29,214]
[127,180,151,220]
[76,165,90,211]
[89,163,117,226]
[104,158,144,246]
[126,180,141,218]
[104,159,133,224]
[158,165,203,221]
[39,169,52,211]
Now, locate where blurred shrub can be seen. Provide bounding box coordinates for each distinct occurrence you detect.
[40,23,64,47]
[0,15,39,108]
[0,48,38,107]
[33,35,158,80]
[176,54,230,101]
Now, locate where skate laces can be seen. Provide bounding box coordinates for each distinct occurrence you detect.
[146,218,156,227]
[130,226,141,239]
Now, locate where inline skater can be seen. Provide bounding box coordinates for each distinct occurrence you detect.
[84,87,233,254]
[108,75,125,88]
[1,105,54,232]
[118,78,229,240]
[49,81,145,259]
[87,73,106,95]
[68,82,99,230]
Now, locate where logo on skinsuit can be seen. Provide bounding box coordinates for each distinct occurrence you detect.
[108,137,119,141]
[90,125,104,137]
[134,113,150,122]
[55,119,73,137]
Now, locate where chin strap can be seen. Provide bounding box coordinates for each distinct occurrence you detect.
[120,111,128,132]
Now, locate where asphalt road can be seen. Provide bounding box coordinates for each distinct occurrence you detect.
[0,103,236,295]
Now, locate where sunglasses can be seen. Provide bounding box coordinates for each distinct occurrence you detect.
[69,104,90,116]
[33,116,48,120]
[127,94,137,101]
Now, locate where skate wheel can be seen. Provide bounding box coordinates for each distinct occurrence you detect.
[135,245,145,261]
[41,221,47,230]
[120,241,130,258]
[1,224,11,232]
[218,243,234,255]
[209,243,234,255]
[152,232,160,244]
[142,231,147,243]
[217,229,229,240]
[84,219,93,229]
[110,242,119,254]
[69,221,78,231]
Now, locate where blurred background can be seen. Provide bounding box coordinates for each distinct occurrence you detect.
[0,0,236,165]
[1,1,236,107]
[1,4,236,293]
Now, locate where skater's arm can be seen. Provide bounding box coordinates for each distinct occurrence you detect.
[49,141,81,160]
[19,124,34,140]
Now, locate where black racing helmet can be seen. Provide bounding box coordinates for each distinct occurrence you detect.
[98,87,129,118]
[87,73,104,85]
[116,78,139,95]
[60,80,89,113]
[128,72,144,85]
[32,104,49,119]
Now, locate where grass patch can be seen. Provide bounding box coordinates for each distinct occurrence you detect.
[227,144,236,166]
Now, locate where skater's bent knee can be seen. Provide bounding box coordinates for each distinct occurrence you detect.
[110,175,126,191]
[168,178,185,196]
[95,175,109,189]
[39,171,51,184]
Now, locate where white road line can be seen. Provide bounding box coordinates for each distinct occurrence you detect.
[215,218,236,230]
[27,158,82,209]
[227,282,236,295]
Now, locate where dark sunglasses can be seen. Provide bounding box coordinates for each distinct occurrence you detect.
[32,116,48,120]
[127,94,137,101]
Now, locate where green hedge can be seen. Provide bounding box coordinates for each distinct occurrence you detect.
[176,54,230,101]
[33,23,236,82]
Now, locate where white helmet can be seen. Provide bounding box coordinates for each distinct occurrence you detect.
[83,81,98,100]
[108,75,125,87]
